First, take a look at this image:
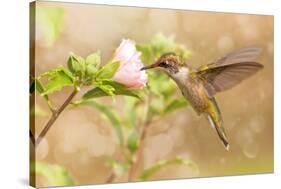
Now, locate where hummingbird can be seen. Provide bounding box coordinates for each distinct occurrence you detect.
[141,47,263,150]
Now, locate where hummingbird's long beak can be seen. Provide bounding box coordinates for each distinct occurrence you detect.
[140,64,158,71]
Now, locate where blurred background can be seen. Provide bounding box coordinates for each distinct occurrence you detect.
[32,1,273,187]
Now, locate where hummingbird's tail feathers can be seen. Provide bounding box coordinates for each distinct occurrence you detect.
[206,114,229,150]
[206,97,229,150]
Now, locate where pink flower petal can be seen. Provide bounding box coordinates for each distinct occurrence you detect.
[112,39,147,89]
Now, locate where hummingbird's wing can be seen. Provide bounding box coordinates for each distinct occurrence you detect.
[194,48,263,97]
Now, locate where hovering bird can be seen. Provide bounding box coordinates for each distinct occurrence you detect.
[141,48,263,150]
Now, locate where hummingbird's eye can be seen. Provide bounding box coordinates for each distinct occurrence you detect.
[159,61,168,67]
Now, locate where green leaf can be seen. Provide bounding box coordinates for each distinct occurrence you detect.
[176,45,192,61]
[30,80,35,94]
[148,71,176,99]
[151,33,176,57]
[30,161,74,186]
[37,7,64,47]
[127,131,139,153]
[139,157,198,181]
[40,67,74,95]
[164,97,189,114]
[106,159,131,176]
[31,104,48,117]
[67,53,86,78]
[150,97,164,115]
[98,84,115,96]
[82,80,141,100]
[124,97,138,128]
[96,61,120,80]
[79,100,124,145]
[101,80,141,98]
[136,44,153,64]
[137,33,192,65]
[81,87,108,99]
[30,79,50,101]
[35,79,45,94]
[35,79,49,101]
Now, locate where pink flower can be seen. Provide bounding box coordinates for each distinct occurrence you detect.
[113,39,147,89]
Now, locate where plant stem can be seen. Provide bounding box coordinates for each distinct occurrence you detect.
[128,92,152,181]
[105,172,115,183]
[128,123,150,181]
[105,146,131,183]
[35,87,79,147]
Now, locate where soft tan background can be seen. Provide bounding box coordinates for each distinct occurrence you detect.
[33,1,273,186]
